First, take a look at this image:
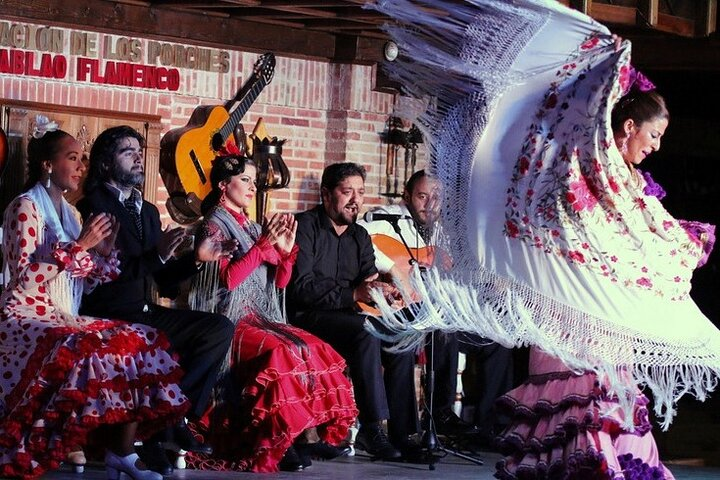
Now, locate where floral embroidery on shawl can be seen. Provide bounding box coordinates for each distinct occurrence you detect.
[503,33,702,300]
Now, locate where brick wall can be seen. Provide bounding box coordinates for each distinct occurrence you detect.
[1,24,425,225]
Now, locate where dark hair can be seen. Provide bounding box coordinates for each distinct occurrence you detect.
[611,90,669,134]
[320,162,366,192]
[85,125,145,194]
[23,129,74,192]
[405,169,439,196]
[200,154,256,215]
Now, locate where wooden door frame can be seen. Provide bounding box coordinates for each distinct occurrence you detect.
[0,99,162,204]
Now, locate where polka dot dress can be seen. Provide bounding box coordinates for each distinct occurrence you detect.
[0,195,189,478]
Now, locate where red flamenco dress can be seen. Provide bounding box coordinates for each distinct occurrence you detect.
[185,206,357,472]
[0,190,189,478]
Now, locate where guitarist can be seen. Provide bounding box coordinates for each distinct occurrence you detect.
[360,170,512,446]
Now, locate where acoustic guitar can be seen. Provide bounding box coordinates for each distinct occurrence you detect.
[357,233,436,315]
[160,52,276,209]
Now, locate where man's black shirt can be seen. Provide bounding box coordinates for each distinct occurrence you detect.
[289,205,378,315]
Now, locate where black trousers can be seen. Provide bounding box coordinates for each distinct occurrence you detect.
[424,331,459,414]
[459,334,514,430]
[292,309,419,441]
[123,304,234,419]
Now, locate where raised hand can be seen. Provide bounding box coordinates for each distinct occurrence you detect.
[94,215,120,257]
[77,213,115,252]
[196,229,238,263]
[262,213,281,246]
[157,225,186,262]
[274,214,297,255]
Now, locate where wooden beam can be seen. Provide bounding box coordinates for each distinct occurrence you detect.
[591,4,637,27]
[334,35,386,64]
[0,0,341,61]
[637,0,659,28]
[695,0,718,36]
[657,12,694,36]
[257,1,350,6]
[261,6,338,18]
[568,0,592,15]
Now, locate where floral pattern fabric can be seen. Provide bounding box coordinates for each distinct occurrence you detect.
[503,33,704,300]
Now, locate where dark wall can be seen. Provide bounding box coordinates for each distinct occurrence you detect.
[642,70,720,326]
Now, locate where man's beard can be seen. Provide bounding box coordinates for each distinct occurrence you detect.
[112,164,144,188]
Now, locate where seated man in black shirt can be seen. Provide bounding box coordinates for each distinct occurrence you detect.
[289,163,418,460]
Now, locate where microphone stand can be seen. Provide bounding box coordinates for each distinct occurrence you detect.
[423,331,484,470]
[387,218,483,470]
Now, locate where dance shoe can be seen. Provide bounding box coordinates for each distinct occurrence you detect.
[137,441,173,476]
[172,420,213,455]
[105,451,162,480]
[66,450,86,473]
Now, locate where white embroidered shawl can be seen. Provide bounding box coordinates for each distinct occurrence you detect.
[368,0,720,429]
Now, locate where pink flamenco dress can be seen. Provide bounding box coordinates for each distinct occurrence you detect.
[185,206,358,472]
[494,171,714,480]
[495,347,674,480]
[0,186,189,478]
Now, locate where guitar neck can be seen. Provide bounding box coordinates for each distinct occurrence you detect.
[218,77,268,141]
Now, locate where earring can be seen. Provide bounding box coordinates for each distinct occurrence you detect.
[45,167,53,189]
[620,137,628,155]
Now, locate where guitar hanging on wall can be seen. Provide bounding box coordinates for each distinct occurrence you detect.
[160,52,276,222]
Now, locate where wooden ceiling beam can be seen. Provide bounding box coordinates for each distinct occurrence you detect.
[638,0,659,27]
[0,0,339,61]
[261,6,338,18]
[568,0,592,15]
[695,0,718,36]
[257,1,350,6]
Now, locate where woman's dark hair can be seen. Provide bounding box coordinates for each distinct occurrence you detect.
[201,154,256,215]
[23,129,74,192]
[85,125,145,194]
[611,90,669,134]
[320,162,366,192]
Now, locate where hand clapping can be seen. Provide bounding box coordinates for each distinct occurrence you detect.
[157,225,186,262]
[195,229,238,263]
[263,213,297,255]
[77,213,119,256]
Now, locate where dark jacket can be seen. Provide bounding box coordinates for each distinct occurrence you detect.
[77,185,198,317]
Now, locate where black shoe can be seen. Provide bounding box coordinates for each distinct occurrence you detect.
[279,446,305,472]
[296,441,351,461]
[356,424,402,460]
[393,436,426,463]
[433,409,481,437]
[173,420,213,455]
[137,441,173,476]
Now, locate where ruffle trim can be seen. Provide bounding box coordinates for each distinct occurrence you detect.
[0,324,189,478]
[496,371,652,454]
[185,339,357,472]
[494,371,666,480]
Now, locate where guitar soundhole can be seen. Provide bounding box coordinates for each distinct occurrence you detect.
[211,133,225,152]
[189,150,208,184]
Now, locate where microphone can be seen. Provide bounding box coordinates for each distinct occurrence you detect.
[363,211,413,223]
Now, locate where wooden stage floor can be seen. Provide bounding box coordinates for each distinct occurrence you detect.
[39,450,720,480]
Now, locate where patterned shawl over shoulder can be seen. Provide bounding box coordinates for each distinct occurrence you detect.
[368,0,720,429]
